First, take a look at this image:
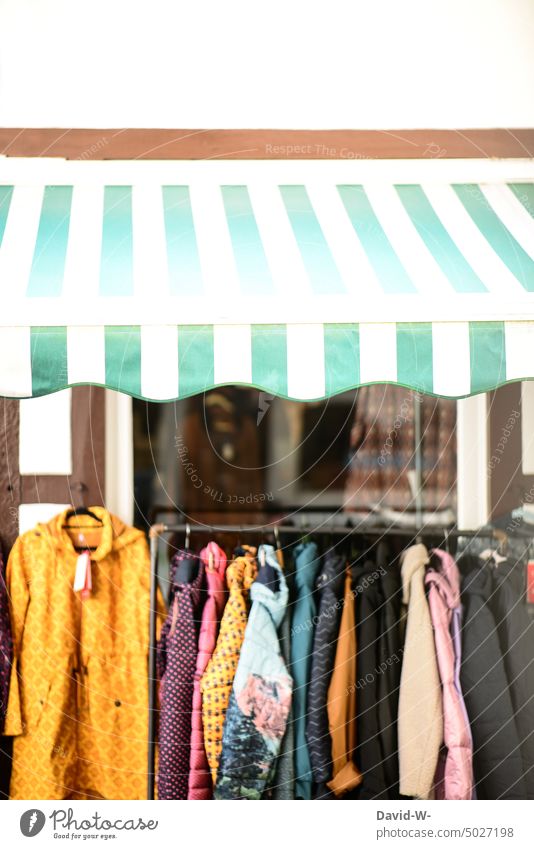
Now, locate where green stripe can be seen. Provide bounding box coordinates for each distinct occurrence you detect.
[508,183,534,219]
[27,186,72,297]
[251,325,287,395]
[470,321,506,394]
[222,186,274,295]
[104,326,141,395]
[337,185,416,293]
[397,323,433,394]
[0,186,13,247]
[279,185,345,294]
[178,325,214,396]
[396,185,487,293]
[30,327,68,396]
[162,186,203,295]
[324,325,360,395]
[100,186,133,296]
[454,184,534,291]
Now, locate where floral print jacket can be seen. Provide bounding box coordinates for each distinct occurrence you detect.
[215,544,292,799]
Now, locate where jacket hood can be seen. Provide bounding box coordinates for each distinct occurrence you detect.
[200,541,227,592]
[458,554,493,601]
[425,548,461,609]
[45,506,144,562]
[293,541,321,591]
[400,543,430,604]
[316,552,346,598]
[251,544,288,628]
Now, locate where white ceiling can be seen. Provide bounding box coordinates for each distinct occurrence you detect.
[0,0,533,129]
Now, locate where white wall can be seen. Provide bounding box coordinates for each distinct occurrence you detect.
[18,388,73,532]
[0,0,533,129]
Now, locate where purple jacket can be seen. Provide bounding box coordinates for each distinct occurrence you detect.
[0,552,12,732]
[425,549,473,800]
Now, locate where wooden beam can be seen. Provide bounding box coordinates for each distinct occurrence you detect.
[0,399,20,557]
[488,383,533,520]
[0,128,533,160]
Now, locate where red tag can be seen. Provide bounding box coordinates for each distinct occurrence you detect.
[74,550,92,599]
[81,558,92,601]
[527,561,534,605]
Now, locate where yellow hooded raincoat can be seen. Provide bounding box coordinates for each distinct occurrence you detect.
[3,507,161,800]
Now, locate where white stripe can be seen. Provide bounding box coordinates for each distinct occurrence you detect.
[62,184,103,298]
[19,390,72,475]
[189,182,240,301]
[0,327,32,397]
[359,324,397,383]
[305,182,383,297]
[19,503,71,534]
[505,321,534,380]
[480,184,534,263]
[67,326,106,384]
[422,184,525,296]
[246,182,310,296]
[213,324,252,384]
[286,324,325,399]
[432,322,471,396]
[132,184,170,299]
[1,158,534,186]
[140,325,179,400]
[363,183,454,297]
[0,184,43,296]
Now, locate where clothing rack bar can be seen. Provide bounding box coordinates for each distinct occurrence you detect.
[150,522,493,538]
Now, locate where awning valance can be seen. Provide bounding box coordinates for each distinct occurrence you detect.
[1,157,534,401]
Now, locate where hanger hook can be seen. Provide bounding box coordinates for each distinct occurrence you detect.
[273,525,280,550]
[185,522,191,550]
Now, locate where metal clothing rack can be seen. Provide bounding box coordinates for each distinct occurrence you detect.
[145,519,499,799]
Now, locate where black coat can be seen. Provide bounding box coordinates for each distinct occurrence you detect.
[306,552,346,797]
[492,557,534,798]
[459,555,527,799]
[354,545,403,799]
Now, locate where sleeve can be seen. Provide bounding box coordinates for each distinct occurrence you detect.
[3,536,30,737]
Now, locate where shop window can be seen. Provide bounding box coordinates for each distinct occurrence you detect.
[132,385,456,528]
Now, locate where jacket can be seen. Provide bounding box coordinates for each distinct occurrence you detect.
[215,544,291,800]
[425,549,473,800]
[290,541,321,800]
[200,546,257,783]
[459,554,528,799]
[4,507,161,800]
[188,542,227,799]
[326,567,362,796]
[0,552,12,732]
[398,543,443,799]
[492,556,534,799]
[354,546,403,799]
[157,551,205,799]
[306,552,346,797]
[266,546,295,799]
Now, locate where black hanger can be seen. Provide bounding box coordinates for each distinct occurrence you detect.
[63,506,103,526]
[62,482,103,528]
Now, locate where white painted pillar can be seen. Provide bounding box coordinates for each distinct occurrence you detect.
[456,394,490,529]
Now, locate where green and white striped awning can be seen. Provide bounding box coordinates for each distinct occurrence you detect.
[1,157,534,401]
